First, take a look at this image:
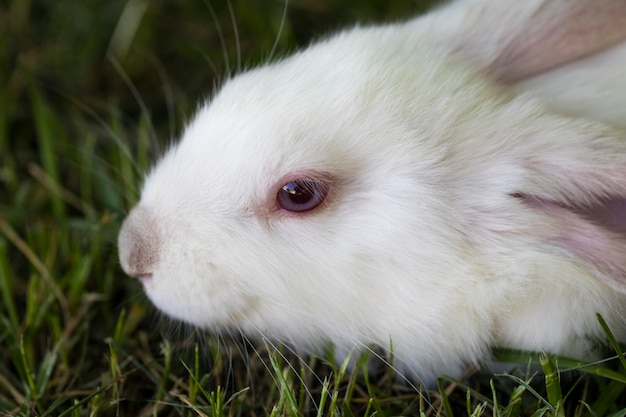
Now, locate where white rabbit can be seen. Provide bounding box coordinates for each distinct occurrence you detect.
[118,0,626,385]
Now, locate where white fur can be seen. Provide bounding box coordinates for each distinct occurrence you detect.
[119,0,626,385]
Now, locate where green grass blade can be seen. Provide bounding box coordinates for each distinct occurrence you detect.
[539,353,564,417]
[0,237,20,329]
[596,313,626,371]
[30,85,65,218]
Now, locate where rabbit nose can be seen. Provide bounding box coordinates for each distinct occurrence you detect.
[118,206,161,278]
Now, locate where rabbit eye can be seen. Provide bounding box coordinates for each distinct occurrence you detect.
[277,179,329,213]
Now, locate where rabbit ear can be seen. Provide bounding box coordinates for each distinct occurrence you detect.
[514,126,626,293]
[450,0,626,82]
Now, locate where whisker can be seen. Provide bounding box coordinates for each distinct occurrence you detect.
[137,49,177,152]
[236,317,325,412]
[226,1,241,73]
[203,0,232,77]
[233,308,436,413]
[107,53,159,152]
[269,0,289,62]
[42,85,141,178]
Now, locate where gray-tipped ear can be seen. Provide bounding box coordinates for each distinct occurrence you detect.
[515,123,626,293]
[445,0,626,82]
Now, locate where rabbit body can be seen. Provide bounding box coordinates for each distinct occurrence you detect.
[119,0,626,384]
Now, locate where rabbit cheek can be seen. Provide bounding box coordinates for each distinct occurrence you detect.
[143,255,259,328]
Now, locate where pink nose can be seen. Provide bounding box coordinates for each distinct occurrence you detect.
[118,206,161,278]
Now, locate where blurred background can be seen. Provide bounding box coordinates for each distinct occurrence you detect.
[3,0,438,163]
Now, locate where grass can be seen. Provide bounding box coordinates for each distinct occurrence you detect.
[1,0,625,415]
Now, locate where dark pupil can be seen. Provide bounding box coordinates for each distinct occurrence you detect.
[282,181,314,204]
[278,179,327,212]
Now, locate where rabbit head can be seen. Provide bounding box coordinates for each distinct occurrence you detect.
[119,0,626,384]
